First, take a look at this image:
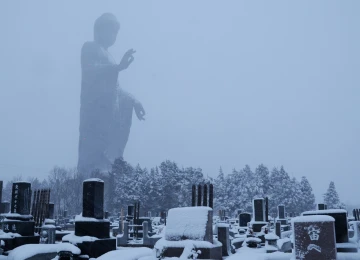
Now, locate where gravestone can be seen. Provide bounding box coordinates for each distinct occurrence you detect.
[209,184,214,209]
[275,221,281,238]
[278,205,285,219]
[11,182,31,215]
[0,180,3,205]
[253,198,265,222]
[156,206,222,259]
[71,178,115,258]
[48,203,55,219]
[2,182,39,250]
[217,224,232,256]
[302,209,348,243]
[293,215,336,260]
[1,201,10,213]
[239,213,251,227]
[83,179,104,219]
[317,204,326,210]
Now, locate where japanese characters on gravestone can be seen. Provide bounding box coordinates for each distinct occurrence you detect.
[292,215,336,260]
[11,182,31,215]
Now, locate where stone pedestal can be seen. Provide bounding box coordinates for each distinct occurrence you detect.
[293,215,336,260]
[40,225,56,244]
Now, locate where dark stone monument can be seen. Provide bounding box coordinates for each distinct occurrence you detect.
[239,213,251,227]
[209,184,213,209]
[197,184,202,206]
[83,179,104,219]
[192,185,196,207]
[72,178,115,258]
[265,197,269,222]
[0,180,3,205]
[217,224,232,256]
[317,203,326,210]
[293,215,337,260]
[278,205,285,219]
[203,185,208,206]
[1,201,10,213]
[2,182,39,251]
[48,203,55,219]
[11,182,31,215]
[253,198,265,222]
[275,221,281,238]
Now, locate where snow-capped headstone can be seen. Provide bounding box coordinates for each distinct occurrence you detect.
[165,206,213,242]
[11,182,31,215]
[217,223,231,256]
[239,213,251,227]
[302,209,349,244]
[83,178,104,219]
[292,215,336,260]
[253,198,265,222]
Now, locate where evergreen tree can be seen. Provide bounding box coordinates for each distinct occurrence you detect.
[299,176,315,212]
[324,181,341,209]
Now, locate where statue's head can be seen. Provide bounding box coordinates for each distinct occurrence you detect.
[94,13,120,49]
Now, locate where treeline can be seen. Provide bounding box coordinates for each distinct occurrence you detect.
[2,159,342,217]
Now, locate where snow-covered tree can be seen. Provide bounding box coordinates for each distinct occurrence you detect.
[299,176,315,212]
[323,181,342,209]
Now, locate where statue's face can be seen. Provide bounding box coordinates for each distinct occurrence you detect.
[98,23,119,48]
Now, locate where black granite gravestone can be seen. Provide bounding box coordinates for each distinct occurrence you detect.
[239,213,251,227]
[209,184,214,209]
[1,201,10,213]
[0,180,3,205]
[203,185,208,206]
[253,198,265,222]
[192,185,196,207]
[278,205,285,219]
[293,216,336,260]
[317,204,326,210]
[197,184,202,206]
[83,179,104,219]
[275,221,281,238]
[48,203,55,219]
[11,182,31,215]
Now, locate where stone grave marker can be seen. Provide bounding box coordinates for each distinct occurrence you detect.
[239,213,251,227]
[253,198,265,222]
[292,215,336,260]
[275,221,281,238]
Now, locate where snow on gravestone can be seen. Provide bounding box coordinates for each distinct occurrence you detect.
[165,206,213,243]
[292,215,336,260]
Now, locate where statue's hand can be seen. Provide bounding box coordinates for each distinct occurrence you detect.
[118,49,136,71]
[134,101,146,121]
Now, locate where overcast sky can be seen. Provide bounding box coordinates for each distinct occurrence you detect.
[0,1,359,205]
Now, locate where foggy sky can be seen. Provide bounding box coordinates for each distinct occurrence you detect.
[0,1,359,205]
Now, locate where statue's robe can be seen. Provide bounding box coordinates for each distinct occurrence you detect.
[78,41,134,175]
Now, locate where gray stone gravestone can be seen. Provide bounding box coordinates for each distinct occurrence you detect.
[0,180,3,205]
[217,224,232,256]
[292,215,337,260]
[278,205,285,219]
